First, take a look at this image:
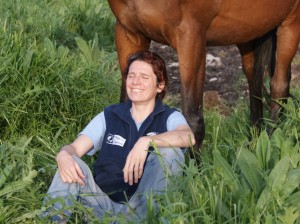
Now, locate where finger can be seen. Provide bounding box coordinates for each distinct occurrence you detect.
[128,163,134,185]
[134,162,140,183]
[58,167,69,183]
[62,174,73,184]
[123,160,130,183]
[138,161,144,179]
[60,174,67,183]
[74,162,86,186]
[76,166,86,179]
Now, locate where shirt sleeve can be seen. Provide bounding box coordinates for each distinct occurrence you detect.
[78,112,106,156]
[166,111,189,131]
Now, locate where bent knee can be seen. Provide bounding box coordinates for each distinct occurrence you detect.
[158,147,184,168]
[71,156,92,177]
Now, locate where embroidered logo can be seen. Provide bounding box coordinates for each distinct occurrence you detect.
[106,133,126,147]
[146,132,158,136]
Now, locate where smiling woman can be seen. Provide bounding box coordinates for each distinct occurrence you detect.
[125,50,169,100]
[126,61,164,107]
[41,50,195,223]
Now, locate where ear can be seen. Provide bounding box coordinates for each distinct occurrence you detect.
[157,81,165,93]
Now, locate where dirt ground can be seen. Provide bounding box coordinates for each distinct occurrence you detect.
[150,42,300,114]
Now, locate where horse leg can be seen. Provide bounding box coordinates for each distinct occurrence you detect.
[271,16,300,119]
[114,22,151,102]
[175,30,207,154]
[237,42,263,128]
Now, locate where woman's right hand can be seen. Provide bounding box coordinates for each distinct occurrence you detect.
[56,147,86,186]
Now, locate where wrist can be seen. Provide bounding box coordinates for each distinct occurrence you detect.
[56,145,73,161]
[141,136,152,146]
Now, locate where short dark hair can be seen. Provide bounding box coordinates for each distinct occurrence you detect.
[125,50,168,100]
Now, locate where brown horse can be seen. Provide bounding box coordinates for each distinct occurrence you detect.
[107,0,300,152]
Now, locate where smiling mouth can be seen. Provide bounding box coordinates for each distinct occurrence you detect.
[131,89,143,92]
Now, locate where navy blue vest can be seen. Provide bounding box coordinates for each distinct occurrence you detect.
[93,99,176,202]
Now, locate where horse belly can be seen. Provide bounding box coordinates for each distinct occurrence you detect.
[132,2,182,44]
[206,0,298,45]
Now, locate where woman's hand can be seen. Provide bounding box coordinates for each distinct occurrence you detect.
[123,137,151,185]
[56,147,86,186]
[55,135,93,186]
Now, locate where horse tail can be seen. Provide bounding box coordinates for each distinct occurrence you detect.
[253,28,277,109]
[254,28,277,78]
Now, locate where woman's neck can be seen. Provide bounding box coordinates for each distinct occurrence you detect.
[130,100,156,123]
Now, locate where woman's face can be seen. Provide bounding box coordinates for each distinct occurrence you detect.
[126,60,165,104]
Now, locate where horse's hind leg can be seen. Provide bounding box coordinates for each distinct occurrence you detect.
[271,13,300,119]
[237,42,263,128]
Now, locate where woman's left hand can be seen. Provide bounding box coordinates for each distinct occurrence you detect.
[123,137,151,185]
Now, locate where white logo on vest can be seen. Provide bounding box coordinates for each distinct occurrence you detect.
[106,133,126,147]
[146,132,158,136]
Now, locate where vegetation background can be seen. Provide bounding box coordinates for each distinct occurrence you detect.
[0,0,299,223]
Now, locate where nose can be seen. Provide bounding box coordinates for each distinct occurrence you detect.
[132,76,141,85]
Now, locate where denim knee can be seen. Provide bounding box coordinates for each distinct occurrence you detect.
[151,147,184,175]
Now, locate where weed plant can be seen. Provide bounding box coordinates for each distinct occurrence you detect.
[0,0,299,223]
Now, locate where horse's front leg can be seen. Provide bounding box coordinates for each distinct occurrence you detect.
[114,21,151,102]
[175,30,207,154]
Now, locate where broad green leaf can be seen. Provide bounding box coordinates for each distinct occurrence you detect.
[216,198,231,220]
[57,46,70,65]
[269,128,283,162]
[76,37,92,63]
[268,156,289,192]
[95,3,103,14]
[214,150,241,195]
[256,156,289,210]
[21,49,34,70]
[44,37,56,59]
[286,191,300,210]
[278,207,299,224]
[1,52,18,67]
[91,33,100,63]
[255,130,271,170]
[0,165,14,188]
[237,146,264,194]
[281,168,300,199]
[270,128,283,149]
[256,184,271,210]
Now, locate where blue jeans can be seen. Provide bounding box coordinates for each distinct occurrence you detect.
[42,147,184,222]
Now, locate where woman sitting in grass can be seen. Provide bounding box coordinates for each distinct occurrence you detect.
[42,50,195,222]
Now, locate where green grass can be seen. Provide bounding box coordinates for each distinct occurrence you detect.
[1,0,300,223]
